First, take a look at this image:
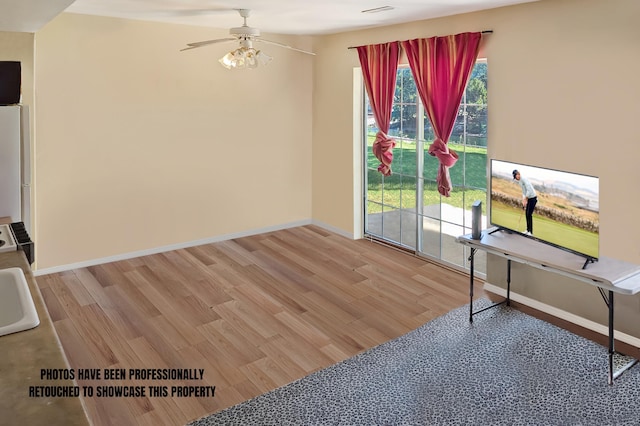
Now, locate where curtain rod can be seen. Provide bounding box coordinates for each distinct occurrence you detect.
[347,30,493,50]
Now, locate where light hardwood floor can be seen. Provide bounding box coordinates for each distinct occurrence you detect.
[37,225,485,426]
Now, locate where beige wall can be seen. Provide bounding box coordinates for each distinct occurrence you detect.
[313,0,640,261]
[34,13,313,269]
[312,0,640,337]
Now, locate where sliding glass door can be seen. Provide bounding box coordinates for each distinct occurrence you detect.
[364,60,488,274]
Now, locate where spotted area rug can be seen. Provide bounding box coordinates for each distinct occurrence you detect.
[188,300,640,425]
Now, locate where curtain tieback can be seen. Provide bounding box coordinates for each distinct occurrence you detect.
[428,138,458,167]
[428,138,459,197]
[372,131,396,176]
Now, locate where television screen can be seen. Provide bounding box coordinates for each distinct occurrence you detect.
[490,159,599,260]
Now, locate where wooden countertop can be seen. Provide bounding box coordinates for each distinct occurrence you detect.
[0,250,90,426]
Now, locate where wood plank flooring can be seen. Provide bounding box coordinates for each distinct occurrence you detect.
[37,225,484,426]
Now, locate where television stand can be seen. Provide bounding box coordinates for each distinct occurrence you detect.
[457,230,640,385]
[582,256,597,270]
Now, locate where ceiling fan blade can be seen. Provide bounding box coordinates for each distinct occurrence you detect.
[180,37,237,51]
[187,37,237,47]
[256,39,316,56]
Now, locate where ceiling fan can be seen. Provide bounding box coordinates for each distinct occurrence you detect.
[180,8,315,69]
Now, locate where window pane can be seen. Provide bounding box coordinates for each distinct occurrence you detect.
[367,168,382,204]
[441,190,465,227]
[449,106,465,145]
[396,139,417,176]
[401,175,417,210]
[465,104,487,147]
[399,209,418,248]
[441,223,466,267]
[422,117,435,141]
[462,187,488,230]
[421,216,441,258]
[402,104,417,139]
[367,201,383,235]
[381,174,402,208]
[390,104,416,139]
[462,147,487,190]
[423,181,440,220]
[423,148,439,182]
[449,148,465,187]
[365,93,377,135]
[367,143,378,169]
[381,205,401,243]
[396,68,416,103]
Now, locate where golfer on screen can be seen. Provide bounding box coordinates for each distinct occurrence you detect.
[512,169,537,236]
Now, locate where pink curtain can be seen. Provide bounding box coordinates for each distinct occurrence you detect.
[356,42,400,176]
[401,33,481,196]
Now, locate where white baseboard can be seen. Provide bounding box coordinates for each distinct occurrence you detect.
[484,282,640,349]
[310,219,355,239]
[34,219,313,276]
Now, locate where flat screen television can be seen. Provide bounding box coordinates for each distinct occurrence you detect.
[489,159,599,262]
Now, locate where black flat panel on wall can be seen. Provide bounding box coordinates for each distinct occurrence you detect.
[0,61,21,105]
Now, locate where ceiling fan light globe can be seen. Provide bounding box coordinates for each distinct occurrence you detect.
[219,51,237,69]
[256,50,272,66]
[219,47,271,70]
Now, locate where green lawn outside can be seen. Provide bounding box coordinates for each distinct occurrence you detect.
[366,137,487,214]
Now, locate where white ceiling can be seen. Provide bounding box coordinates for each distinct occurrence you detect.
[0,0,75,32]
[2,0,539,35]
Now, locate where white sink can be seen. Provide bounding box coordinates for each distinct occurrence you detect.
[0,267,40,337]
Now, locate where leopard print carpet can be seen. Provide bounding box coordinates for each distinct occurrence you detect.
[189,299,640,425]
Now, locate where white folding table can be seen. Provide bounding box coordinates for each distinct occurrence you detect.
[457,229,640,384]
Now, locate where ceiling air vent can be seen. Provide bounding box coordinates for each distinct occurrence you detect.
[361,6,395,14]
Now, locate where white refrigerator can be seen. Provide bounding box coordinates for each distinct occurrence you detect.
[0,105,31,234]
